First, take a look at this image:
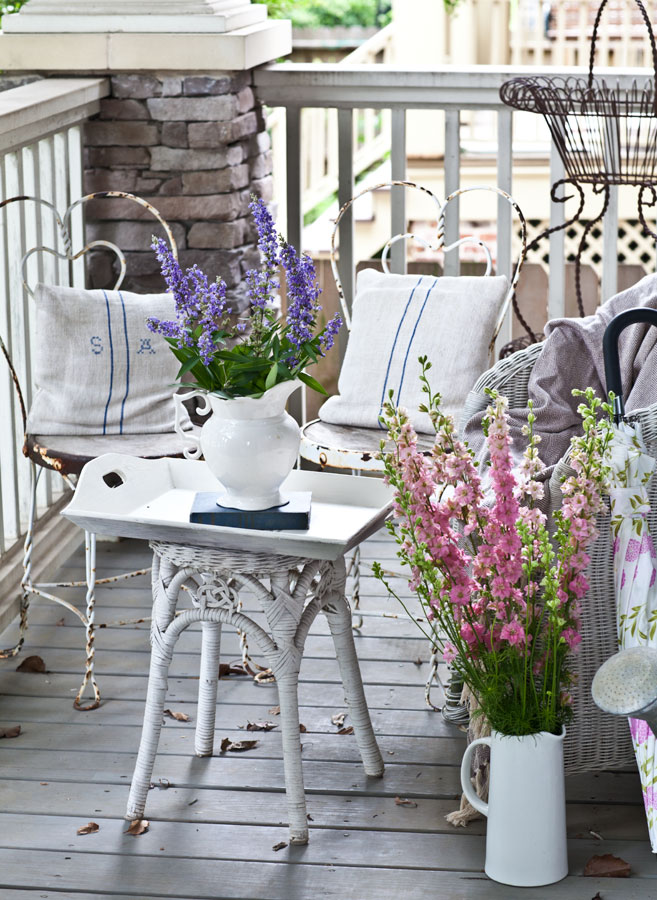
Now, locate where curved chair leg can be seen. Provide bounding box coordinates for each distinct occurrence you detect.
[195,621,222,756]
[0,462,39,659]
[74,531,101,711]
[323,564,384,778]
[276,671,309,844]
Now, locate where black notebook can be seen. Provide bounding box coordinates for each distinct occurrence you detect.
[189,491,312,531]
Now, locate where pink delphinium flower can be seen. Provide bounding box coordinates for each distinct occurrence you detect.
[375,366,612,738]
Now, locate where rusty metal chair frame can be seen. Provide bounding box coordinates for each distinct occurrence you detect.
[0,191,179,710]
[299,180,527,716]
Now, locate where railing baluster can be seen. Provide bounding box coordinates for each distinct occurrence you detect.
[284,106,304,424]
[68,126,85,289]
[38,137,58,506]
[0,165,11,554]
[337,107,355,365]
[444,109,460,277]
[390,108,406,276]
[21,143,50,515]
[548,142,566,321]
[496,107,513,352]
[602,184,619,304]
[53,132,69,288]
[2,153,22,543]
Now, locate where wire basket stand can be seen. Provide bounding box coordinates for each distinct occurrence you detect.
[500,0,657,350]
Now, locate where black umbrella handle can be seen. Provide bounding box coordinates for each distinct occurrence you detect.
[603,307,657,423]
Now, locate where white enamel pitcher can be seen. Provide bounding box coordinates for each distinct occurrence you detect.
[460,728,569,886]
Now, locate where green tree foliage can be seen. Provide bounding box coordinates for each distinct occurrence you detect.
[253,0,393,28]
[0,0,28,15]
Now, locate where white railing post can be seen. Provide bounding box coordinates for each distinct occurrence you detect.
[495,107,513,352]
[390,108,406,276]
[548,142,566,322]
[602,185,619,303]
[444,109,460,277]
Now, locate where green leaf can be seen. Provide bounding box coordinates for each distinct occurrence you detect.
[178,355,203,378]
[298,371,327,395]
[265,362,279,391]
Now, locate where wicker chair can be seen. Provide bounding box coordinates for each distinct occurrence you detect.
[460,342,635,774]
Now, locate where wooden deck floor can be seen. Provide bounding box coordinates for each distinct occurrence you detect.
[0,533,655,899]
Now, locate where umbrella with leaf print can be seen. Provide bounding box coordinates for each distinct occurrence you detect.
[603,309,657,851]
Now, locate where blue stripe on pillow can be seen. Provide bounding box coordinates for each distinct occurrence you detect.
[395,276,439,408]
[102,291,115,435]
[118,291,130,435]
[377,275,424,429]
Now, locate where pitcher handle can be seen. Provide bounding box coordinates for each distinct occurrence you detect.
[173,390,212,461]
[460,736,491,817]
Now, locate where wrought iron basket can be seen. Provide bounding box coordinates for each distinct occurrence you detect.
[500,0,657,187]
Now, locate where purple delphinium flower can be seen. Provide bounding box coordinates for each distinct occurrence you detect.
[147,238,231,365]
[279,239,322,366]
[319,312,343,356]
[246,197,279,311]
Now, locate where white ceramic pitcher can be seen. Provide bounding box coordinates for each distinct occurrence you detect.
[173,380,301,511]
[460,728,568,887]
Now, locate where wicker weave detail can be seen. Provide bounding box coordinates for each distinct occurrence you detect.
[150,540,307,575]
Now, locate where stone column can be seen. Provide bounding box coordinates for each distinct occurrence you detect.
[0,0,291,309]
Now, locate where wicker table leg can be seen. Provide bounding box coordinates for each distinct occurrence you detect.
[195,622,222,756]
[321,559,384,777]
[126,556,189,820]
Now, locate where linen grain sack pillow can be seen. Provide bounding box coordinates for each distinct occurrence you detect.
[320,268,509,434]
[27,284,187,435]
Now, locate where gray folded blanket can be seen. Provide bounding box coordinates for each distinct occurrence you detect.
[463,272,657,472]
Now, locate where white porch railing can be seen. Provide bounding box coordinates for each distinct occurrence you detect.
[255,63,654,354]
[0,77,109,565]
[269,24,395,226]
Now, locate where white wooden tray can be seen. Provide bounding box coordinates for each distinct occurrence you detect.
[63,454,394,561]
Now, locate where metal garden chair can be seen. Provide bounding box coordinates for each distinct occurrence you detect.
[299,180,527,715]
[0,191,189,709]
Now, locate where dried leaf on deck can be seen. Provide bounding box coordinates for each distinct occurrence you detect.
[590,894,602,900]
[56,617,66,626]
[0,725,21,739]
[163,709,190,722]
[149,778,171,790]
[219,663,248,677]
[414,658,423,667]
[16,655,46,673]
[272,841,288,852]
[125,819,149,836]
[76,822,99,835]
[299,724,307,733]
[394,796,418,808]
[331,713,346,727]
[221,739,259,753]
[337,726,354,735]
[268,705,280,716]
[242,721,277,732]
[583,854,631,878]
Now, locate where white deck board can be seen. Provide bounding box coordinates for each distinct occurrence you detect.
[0,535,654,898]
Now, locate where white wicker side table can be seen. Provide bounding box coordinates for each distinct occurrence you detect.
[127,541,383,843]
[63,454,393,844]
